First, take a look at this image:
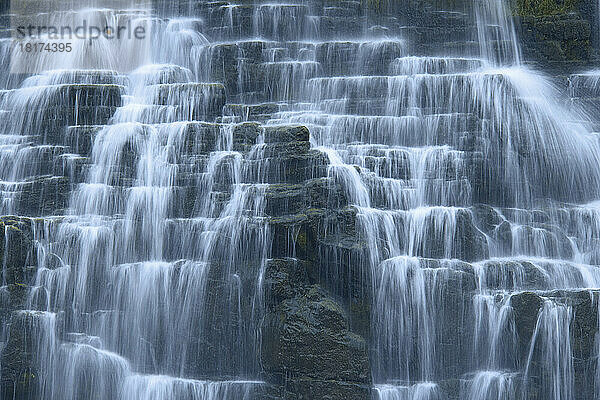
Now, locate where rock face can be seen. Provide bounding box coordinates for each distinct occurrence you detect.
[262,260,371,399]
[2,1,600,400]
[517,14,593,71]
[510,290,600,400]
[512,0,599,72]
[0,217,37,400]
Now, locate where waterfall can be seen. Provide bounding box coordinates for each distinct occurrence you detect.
[374,382,443,400]
[462,371,516,400]
[522,301,574,400]
[474,0,521,65]
[1,0,600,399]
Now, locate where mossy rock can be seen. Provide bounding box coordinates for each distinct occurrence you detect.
[514,0,579,16]
[262,284,371,387]
[0,218,35,285]
[264,258,311,306]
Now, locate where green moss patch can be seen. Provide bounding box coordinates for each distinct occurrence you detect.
[515,0,578,16]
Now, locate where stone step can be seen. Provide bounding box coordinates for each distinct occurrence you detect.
[244,149,329,185]
[263,125,310,143]
[314,40,406,76]
[567,73,600,97]
[343,144,469,180]
[400,24,478,46]
[3,84,123,110]
[473,203,600,263]
[307,72,510,101]
[264,178,347,217]
[27,69,127,86]
[0,143,69,181]
[63,125,104,156]
[224,103,282,122]
[390,56,485,75]
[415,40,482,58]
[129,64,193,86]
[349,206,488,261]
[319,15,368,39]
[270,112,482,147]
[1,84,123,136]
[149,83,226,121]
[474,257,600,291]
[566,96,600,114]
[6,175,71,216]
[323,6,359,18]
[17,106,117,137]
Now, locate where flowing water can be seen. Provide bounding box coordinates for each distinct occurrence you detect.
[1,0,600,399]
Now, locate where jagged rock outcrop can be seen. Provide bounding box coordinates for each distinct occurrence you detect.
[262,259,371,400]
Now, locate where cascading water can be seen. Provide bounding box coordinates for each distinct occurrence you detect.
[1,0,600,399]
[265,0,600,398]
[1,1,266,399]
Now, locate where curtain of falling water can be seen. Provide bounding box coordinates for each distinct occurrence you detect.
[1,1,270,399]
[2,0,600,399]
[262,0,600,399]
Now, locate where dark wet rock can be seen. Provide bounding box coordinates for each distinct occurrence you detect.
[513,290,600,400]
[270,213,318,261]
[207,44,259,96]
[262,283,371,399]
[279,379,370,400]
[53,84,123,108]
[16,105,118,139]
[409,207,488,261]
[495,220,513,253]
[421,259,478,379]
[0,284,28,317]
[265,179,347,217]
[472,204,503,233]
[233,122,261,150]
[516,13,593,72]
[256,150,329,185]
[500,208,551,224]
[265,185,307,217]
[0,217,34,286]
[15,176,70,216]
[180,257,267,378]
[262,142,311,158]
[465,151,487,203]
[567,290,600,400]
[0,312,40,400]
[263,126,309,144]
[541,290,599,360]
[319,16,365,40]
[269,205,359,263]
[510,291,544,359]
[64,125,102,156]
[478,259,549,290]
[181,122,219,154]
[473,204,512,251]
[151,83,226,121]
[455,208,489,262]
[131,65,190,85]
[224,103,281,122]
[264,258,311,306]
